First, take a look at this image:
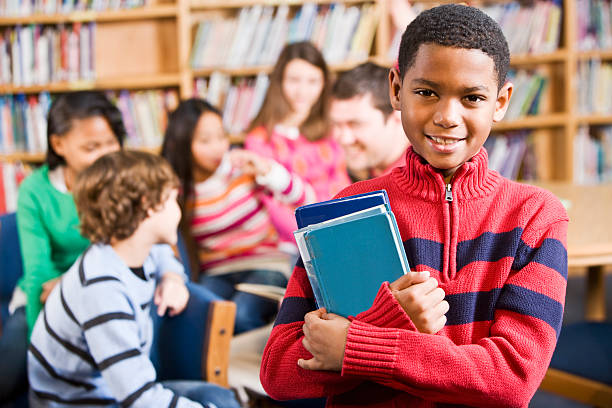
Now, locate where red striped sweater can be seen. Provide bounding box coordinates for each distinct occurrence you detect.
[260,147,568,408]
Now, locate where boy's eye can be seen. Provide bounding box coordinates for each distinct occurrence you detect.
[465,95,485,103]
[415,89,435,97]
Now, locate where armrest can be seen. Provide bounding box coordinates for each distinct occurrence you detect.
[152,281,236,387]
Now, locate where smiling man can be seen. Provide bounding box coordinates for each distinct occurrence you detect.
[330,62,410,181]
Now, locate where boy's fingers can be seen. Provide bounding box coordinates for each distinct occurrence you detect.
[390,271,430,291]
[298,358,321,371]
[157,298,168,316]
[407,277,439,297]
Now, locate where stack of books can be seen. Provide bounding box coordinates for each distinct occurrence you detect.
[293,190,409,318]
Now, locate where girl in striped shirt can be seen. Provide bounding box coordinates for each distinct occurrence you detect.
[161,98,315,334]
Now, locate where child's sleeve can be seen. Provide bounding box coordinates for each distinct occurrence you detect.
[149,244,187,281]
[80,282,202,408]
[341,218,568,407]
[255,160,316,207]
[16,184,63,334]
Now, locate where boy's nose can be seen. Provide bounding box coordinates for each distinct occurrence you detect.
[433,103,460,129]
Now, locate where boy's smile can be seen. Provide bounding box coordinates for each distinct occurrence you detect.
[389,44,513,181]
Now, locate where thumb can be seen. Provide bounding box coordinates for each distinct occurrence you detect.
[389,270,430,291]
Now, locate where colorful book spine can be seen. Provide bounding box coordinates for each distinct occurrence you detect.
[0,161,31,215]
[189,2,380,70]
[0,23,96,87]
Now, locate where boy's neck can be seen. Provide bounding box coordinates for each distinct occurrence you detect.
[111,229,154,268]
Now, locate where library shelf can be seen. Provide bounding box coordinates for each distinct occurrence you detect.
[493,113,568,132]
[0,5,178,25]
[0,74,181,94]
[576,115,612,126]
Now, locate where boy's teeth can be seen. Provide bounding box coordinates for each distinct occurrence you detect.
[431,136,459,145]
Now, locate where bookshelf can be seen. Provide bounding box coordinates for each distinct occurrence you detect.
[1,0,611,184]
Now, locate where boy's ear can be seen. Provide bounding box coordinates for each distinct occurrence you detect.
[388,68,402,111]
[493,81,513,122]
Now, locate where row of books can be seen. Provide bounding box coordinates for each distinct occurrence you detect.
[504,69,548,121]
[106,88,179,149]
[190,2,379,69]
[481,0,562,56]
[576,59,612,114]
[0,92,51,154]
[574,125,612,183]
[0,161,30,214]
[0,23,95,87]
[576,0,612,51]
[194,73,270,135]
[387,0,562,61]
[0,89,177,154]
[1,0,147,16]
[484,131,535,181]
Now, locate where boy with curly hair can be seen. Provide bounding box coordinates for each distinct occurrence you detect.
[27,151,240,408]
[261,4,568,407]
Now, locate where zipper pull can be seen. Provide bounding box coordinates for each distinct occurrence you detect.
[445,183,453,202]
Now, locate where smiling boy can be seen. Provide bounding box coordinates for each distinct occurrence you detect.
[261,5,569,407]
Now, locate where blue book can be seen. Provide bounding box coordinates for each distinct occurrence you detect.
[294,194,409,318]
[295,190,390,228]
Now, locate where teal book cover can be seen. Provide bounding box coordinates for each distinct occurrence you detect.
[294,205,409,317]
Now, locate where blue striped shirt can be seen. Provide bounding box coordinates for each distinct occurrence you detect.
[28,244,203,408]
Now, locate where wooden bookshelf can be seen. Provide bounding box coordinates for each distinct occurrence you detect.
[0,152,45,163]
[190,0,368,9]
[0,5,178,25]
[1,0,611,183]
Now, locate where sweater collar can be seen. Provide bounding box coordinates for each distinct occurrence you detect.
[392,146,501,202]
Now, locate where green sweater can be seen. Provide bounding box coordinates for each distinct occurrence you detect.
[16,165,89,336]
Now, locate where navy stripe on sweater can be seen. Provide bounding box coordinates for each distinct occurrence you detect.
[445,289,502,326]
[98,348,141,371]
[29,344,96,391]
[446,285,562,335]
[274,297,316,326]
[496,284,563,336]
[32,389,115,405]
[455,228,567,278]
[403,238,444,272]
[456,228,522,272]
[120,381,156,407]
[512,238,568,279]
[82,312,135,331]
[43,311,96,367]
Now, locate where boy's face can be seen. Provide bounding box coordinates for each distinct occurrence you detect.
[148,188,181,246]
[389,44,512,180]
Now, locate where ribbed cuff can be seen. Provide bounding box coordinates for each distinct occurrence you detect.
[342,320,400,379]
[354,282,416,330]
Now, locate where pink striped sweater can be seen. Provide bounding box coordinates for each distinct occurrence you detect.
[189,153,315,277]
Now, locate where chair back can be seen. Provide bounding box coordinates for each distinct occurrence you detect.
[0,213,23,326]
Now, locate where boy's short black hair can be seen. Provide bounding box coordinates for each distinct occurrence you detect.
[398,4,510,90]
[332,62,393,118]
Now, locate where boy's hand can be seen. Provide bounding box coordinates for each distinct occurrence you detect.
[229,149,272,177]
[390,271,449,334]
[154,272,189,317]
[298,308,350,372]
[40,277,60,303]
